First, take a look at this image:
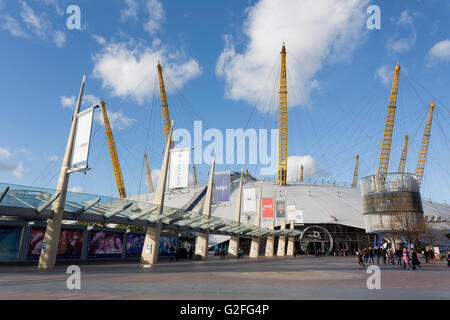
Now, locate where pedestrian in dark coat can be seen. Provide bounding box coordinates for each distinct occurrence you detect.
[411,250,422,271]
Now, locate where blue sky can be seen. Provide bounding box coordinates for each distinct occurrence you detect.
[0,0,449,203]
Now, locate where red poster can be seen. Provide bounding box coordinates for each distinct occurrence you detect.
[262,198,274,218]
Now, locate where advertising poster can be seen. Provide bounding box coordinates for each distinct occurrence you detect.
[88,231,124,258]
[214,172,230,203]
[287,204,296,221]
[126,233,145,257]
[28,227,84,260]
[262,198,274,218]
[57,229,84,259]
[159,235,177,256]
[276,201,286,218]
[0,227,22,261]
[242,188,256,212]
[70,107,95,172]
[169,148,190,189]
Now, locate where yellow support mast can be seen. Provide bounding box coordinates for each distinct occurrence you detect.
[101,100,127,198]
[352,155,359,188]
[377,63,401,176]
[398,134,409,173]
[144,153,154,193]
[300,165,304,183]
[157,61,174,149]
[278,43,288,185]
[192,164,198,186]
[415,102,435,187]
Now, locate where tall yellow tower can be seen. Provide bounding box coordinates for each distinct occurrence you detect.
[415,102,435,187]
[352,155,359,188]
[378,63,400,176]
[101,100,127,198]
[157,61,174,149]
[278,43,288,185]
[398,134,409,173]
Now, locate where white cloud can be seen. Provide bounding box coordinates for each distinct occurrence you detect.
[12,162,26,179]
[0,147,11,159]
[398,10,413,26]
[426,39,450,67]
[61,94,100,109]
[374,64,393,87]
[41,0,64,16]
[386,33,417,54]
[68,186,84,193]
[92,34,106,45]
[53,30,66,48]
[0,15,29,37]
[92,41,201,103]
[144,0,164,35]
[216,0,368,113]
[95,110,136,131]
[18,0,66,47]
[84,94,101,107]
[287,155,324,182]
[49,154,58,162]
[121,0,139,21]
[60,95,75,108]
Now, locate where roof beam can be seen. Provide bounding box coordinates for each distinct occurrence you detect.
[72,198,101,218]
[36,193,60,214]
[103,203,133,219]
[128,206,158,221]
[0,186,9,203]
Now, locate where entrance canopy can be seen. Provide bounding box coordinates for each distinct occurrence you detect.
[0,183,303,238]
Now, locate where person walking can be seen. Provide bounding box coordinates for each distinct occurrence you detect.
[375,246,381,264]
[445,251,450,267]
[411,250,422,271]
[396,248,402,266]
[368,246,374,264]
[356,251,365,269]
[363,248,369,264]
[382,247,387,265]
[403,248,412,270]
[424,250,430,263]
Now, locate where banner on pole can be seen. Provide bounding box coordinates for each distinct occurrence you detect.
[242,188,256,212]
[286,204,296,221]
[262,198,274,218]
[275,201,286,218]
[294,209,304,223]
[214,171,230,203]
[169,147,190,189]
[69,106,96,173]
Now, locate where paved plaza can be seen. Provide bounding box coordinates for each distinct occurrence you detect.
[0,256,448,300]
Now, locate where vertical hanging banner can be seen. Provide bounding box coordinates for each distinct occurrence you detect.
[69,106,96,173]
[286,204,296,221]
[276,201,286,218]
[295,209,304,223]
[169,147,190,189]
[262,198,274,218]
[214,171,230,203]
[242,188,256,212]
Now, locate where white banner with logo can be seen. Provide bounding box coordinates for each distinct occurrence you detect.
[169,147,190,189]
[287,204,296,221]
[294,209,304,223]
[69,106,96,172]
[242,188,256,212]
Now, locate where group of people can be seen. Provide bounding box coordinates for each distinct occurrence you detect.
[356,246,450,270]
[169,245,194,261]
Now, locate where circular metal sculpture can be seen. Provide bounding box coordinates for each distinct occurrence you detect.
[360,173,425,234]
[299,225,334,255]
